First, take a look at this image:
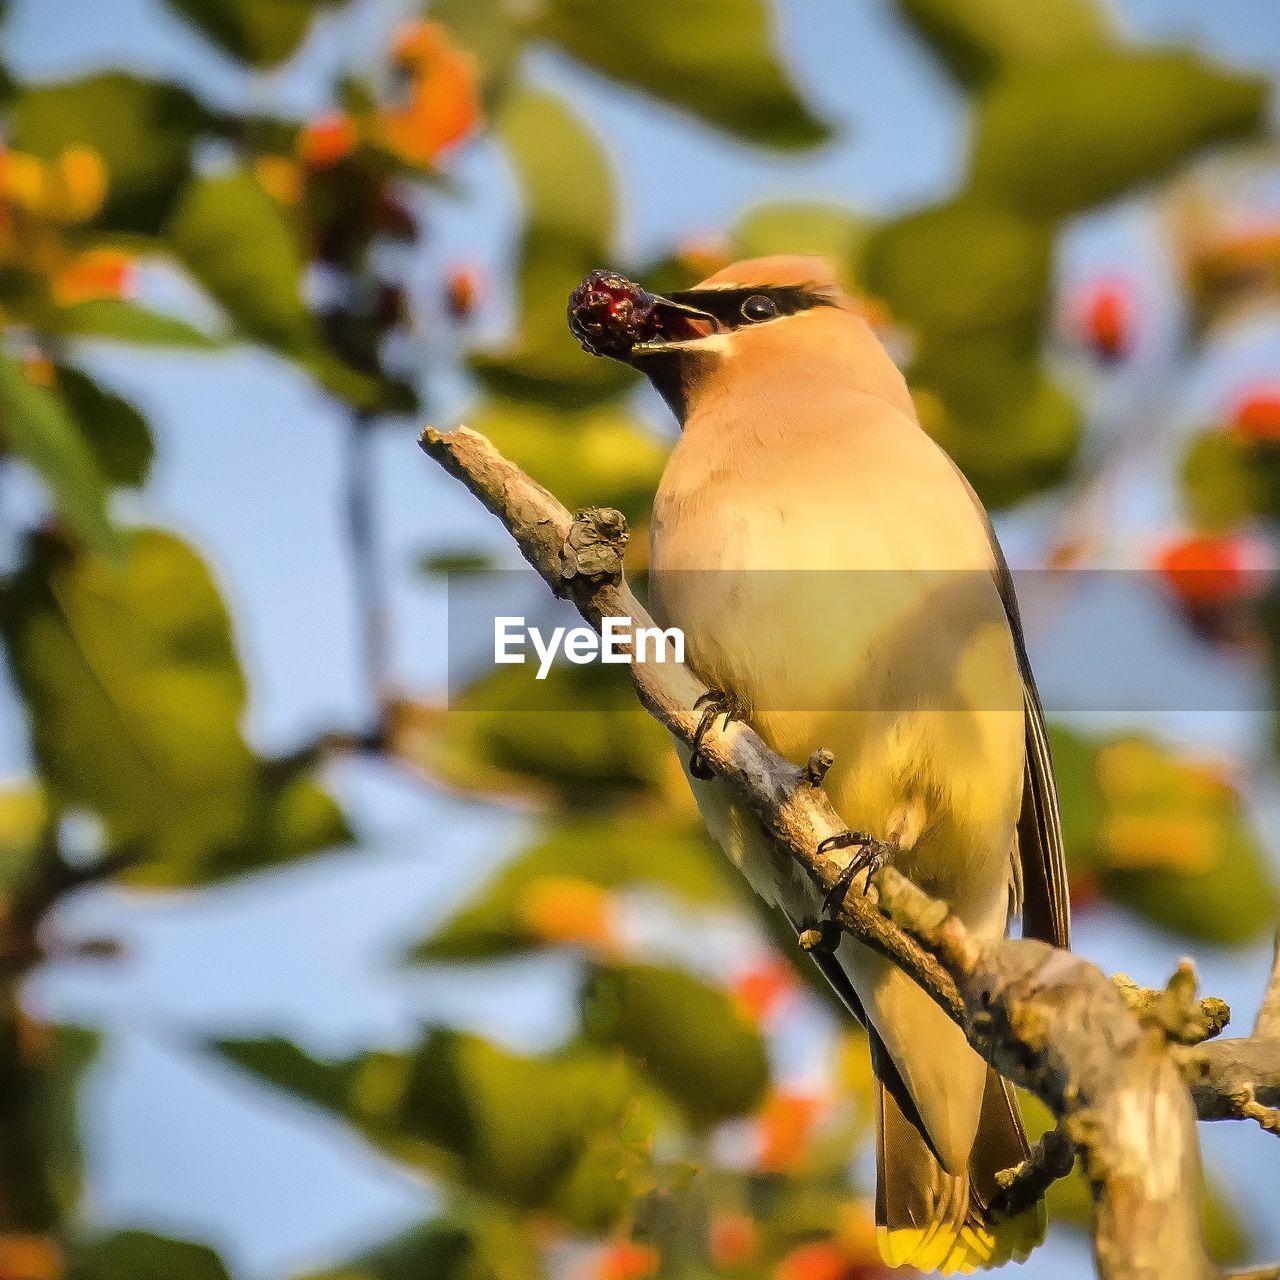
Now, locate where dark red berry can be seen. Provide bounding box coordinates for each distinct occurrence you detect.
[568,270,660,358]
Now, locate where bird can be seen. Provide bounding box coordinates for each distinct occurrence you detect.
[568,255,1070,1274]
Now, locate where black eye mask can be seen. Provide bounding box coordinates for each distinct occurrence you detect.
[660,284,837,330]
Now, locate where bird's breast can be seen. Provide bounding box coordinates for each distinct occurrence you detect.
[648,400,1024,908]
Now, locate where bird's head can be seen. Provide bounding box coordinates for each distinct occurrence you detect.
[568,255,857,421]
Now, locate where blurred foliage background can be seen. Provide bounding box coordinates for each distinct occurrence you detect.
[0,0,1279,1277]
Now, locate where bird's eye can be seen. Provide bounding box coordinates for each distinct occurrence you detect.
[740,294,778,323]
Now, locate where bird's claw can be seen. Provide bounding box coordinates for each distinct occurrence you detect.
[688,689,746,780]
[797,919,842,955]
[817,831,894,918]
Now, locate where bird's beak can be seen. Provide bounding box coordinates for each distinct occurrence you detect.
[629,293,721,357]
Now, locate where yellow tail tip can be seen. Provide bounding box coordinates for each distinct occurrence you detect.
[877,1204,1044,1274]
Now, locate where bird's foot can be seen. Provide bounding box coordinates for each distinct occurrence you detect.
[816,831,895,918]
[797,919,842,955]
[688,689,746,780]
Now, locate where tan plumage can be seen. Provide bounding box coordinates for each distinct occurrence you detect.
[584,256,1068,1272]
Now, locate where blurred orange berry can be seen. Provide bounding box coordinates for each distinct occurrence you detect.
[757,1090,822,1173]
[731,959,794,1024]
[775,1240,849,1280]
[710,1212,759,1269]
[595,1242,658,1280]
[254,154,305,206]
[445,262,482,318]
[521,875,617,948]
[1099,811,1216,875]
[835,1198,879,1261]
[377,21,481,168]
[391,18,441,63]
[1230,387,1280,444]
[1075,278,1132,361]
[1155,534,1251,610]
[19,353,55,388]
[297,112,359,170]
[1067,868,1101,911]
[0,150,49,215]
[0,1233,63,1280]
[54,147,107,221]
[52,249,136,307]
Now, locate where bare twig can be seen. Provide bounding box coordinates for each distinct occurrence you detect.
[990,1124,1075,1221]
[1114,969,1231,1044]
[419,424,1280,1280]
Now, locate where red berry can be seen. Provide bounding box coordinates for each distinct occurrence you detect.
[1076,279,1133,361]
[710,1214,758,1269]
[1156,534,1250,610]
[568,270,659,358]
[1231,387,1280,443]
[445,263,481,318]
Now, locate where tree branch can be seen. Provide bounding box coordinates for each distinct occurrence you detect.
[419,424,1280,1280]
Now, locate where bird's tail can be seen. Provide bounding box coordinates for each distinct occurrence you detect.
[875,1065,1046,1274]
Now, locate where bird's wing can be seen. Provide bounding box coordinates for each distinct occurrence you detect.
[784,911,941,1156]
[989,529,1071,949]
[944,457,1070,949]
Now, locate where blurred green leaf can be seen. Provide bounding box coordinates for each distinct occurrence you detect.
[1181,429,1279,531]
[37,1025,99,1226]
[1104,827,1278,946]
[50,298,224,349]
[471,90,635,407]
[535,0,828,149]
[398,1030,640,1222]
[417,549,501,577]
[412,816,737,962]
[13,74,210,232]
[166,168,315,354]
[0,352,122,559]
[0,528,254,873]
[67,1232,231,1280]
[971,52,1267,218]
[734,201,869,280]
[1053,731,1278,944]
[897,0,1109,88]
[0,529,348,885]
[0,1018,98,1232]
[432,0,522,105]
[216,1031,645,1230]
[422,660,671,803]
[161,0,339,68]
[215,1037,359,1113]
[294,1220,516,1280]
[864,197,1052,340]
[306,349,419,416]
[910,329,1080,507]
[1047,723,1108,862]
[254,771,352,865]
[583,962,769,1126]
[0,786,44,894]
[468,398,667,520]
[57,366,153,489]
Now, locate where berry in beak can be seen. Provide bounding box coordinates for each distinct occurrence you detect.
[568,269,718,360]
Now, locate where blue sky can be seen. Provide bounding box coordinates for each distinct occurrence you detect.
[3,1,1280,1276]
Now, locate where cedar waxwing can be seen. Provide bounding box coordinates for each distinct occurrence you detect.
[568,257,1070,1274]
